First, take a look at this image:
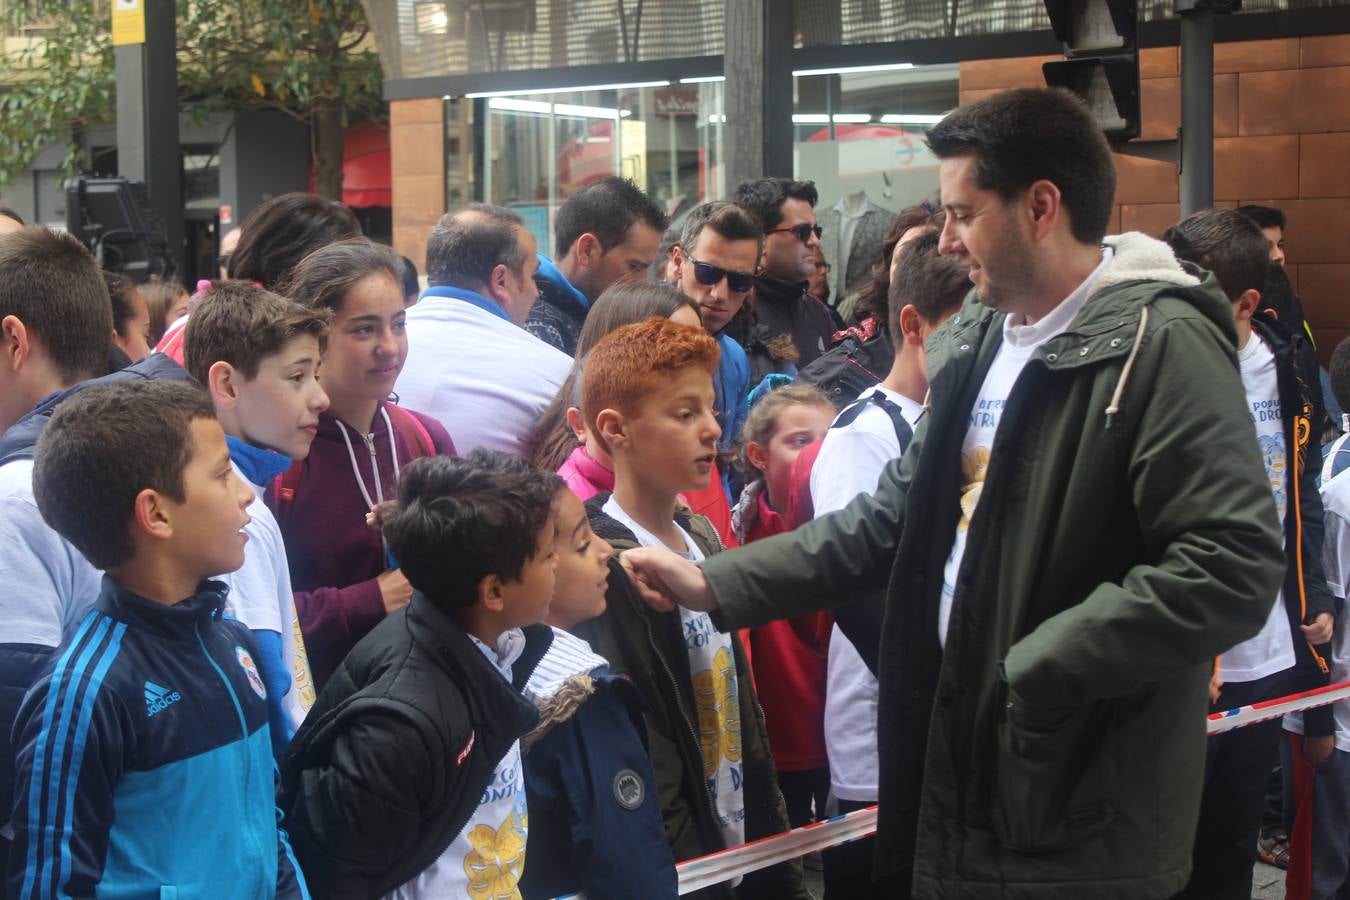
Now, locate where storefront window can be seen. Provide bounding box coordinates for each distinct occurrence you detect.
[482,81,725,253]
[793,62,957,311]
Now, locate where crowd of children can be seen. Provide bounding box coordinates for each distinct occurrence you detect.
[4,91,1350,900]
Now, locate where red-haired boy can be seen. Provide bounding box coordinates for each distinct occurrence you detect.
[572,318,806,899]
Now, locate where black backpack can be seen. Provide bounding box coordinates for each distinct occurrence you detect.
[795,324,895,408]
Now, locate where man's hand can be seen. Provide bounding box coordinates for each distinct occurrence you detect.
[1301,612,1334,646]
[1303,734,1336,769]
[620,547,718,613]
[377,568,413,614]
[1209,668,1223,704]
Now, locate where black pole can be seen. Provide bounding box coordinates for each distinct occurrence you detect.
[114,0,183,275]
[1178,3,1214,217]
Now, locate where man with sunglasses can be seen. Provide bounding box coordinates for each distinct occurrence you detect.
[733,178,839,389]
[671,201,762,452]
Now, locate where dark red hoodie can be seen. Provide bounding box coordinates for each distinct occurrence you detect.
[266,401,453,687]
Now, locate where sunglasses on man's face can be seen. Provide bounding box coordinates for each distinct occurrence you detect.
[689,258,756,294]
[769,223,823,244]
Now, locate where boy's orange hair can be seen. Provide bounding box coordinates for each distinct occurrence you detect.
[581,317,720,441]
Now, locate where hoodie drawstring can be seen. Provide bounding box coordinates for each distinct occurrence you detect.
[1105,306,1150,422]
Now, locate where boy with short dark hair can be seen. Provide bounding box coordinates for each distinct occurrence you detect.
[8,380,307,898]
[185,282,330,754]
[280,450,562,899]
[1165,207,1336,898]
[574,317,806,900]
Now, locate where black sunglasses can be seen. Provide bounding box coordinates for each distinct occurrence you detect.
[688,257,756,294]
[769,223,823,243]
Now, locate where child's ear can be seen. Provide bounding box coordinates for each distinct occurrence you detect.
[899,304,925,347]
[477,572,506,612]
[565,406,588,443]
[207,360,241,408]
[595,408,629,450]
[745,440,770,474]
[1,315,32,372]
[131,487,174,543]
[1235,288,1261,323]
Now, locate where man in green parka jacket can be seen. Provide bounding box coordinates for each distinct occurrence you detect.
[621,88,1286,899]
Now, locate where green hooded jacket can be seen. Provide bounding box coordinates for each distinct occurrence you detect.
[700,232,1285,899]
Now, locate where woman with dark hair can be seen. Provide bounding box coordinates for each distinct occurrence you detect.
[227,192,362,288]
[154,193,362,363]
[531,282,701,481]
[268,238,455,688]
[104,271,151,370]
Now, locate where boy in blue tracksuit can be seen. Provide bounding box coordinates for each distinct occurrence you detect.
[7,380,307,899]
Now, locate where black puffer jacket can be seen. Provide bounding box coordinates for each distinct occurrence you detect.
[279,595,552,899]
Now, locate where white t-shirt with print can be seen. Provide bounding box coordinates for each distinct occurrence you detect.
[384,630,530,900]
[811,385,923,801]
[1286,469,1350,750]
[940,249,1112,645]
[602,496,747,852]
[218,464,315,732]
[1221,332,1295,683]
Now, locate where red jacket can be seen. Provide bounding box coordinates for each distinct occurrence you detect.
[738,485,830,771]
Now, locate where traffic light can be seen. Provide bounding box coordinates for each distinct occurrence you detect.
[1042,0,1140,142]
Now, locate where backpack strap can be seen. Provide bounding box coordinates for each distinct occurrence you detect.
[832,390,915,453]
[386,404,438,459]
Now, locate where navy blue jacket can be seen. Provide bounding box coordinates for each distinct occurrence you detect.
[525,254,590,356]
[520,667,677,900]
[6,576,307,899]
[0,353,191,873]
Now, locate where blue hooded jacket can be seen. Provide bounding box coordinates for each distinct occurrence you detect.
[525,254,590,356]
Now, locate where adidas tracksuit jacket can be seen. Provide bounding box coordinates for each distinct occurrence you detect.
[6,576,309,899]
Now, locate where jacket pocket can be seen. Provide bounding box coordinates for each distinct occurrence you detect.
[991,685,1118,854]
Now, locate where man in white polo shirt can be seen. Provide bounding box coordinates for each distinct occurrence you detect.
[397,204,571,456]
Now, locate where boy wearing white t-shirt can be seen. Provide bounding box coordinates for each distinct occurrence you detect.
[1165,209,1336,899]
[183,283,330,755]
[575,317,806,899]
[791,227,964,899]
[279,451,563,900]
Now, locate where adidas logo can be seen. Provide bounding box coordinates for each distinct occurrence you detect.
[144,681,182,717]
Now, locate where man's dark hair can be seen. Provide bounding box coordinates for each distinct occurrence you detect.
[227,192,362,288]
[104,272,140,340]
[1331,337,1350,415]
[0,206,24,225]
[400,255,420,299]
[184,281,330,386]
[926,88,1116,244]
[732,178,819,233]
[33,380,217,571]
[382,450,563,609]
[1162,208,1269,303]
[0,227,113,383]
[1237,204,1286,232]
[425,204,528,291]
[854,202,943,326]
[888,229,971,345]
[679,201,764,260]
[554,176,667,259]
[279,238,407,316]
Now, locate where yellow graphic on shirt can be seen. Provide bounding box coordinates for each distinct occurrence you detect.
[956,446,991,534]
[291,614,315,711]
[463,809,527,900]
[693,646,741,779]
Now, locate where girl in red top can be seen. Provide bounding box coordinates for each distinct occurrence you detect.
[732,382,836,828]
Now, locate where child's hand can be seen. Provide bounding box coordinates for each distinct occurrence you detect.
[621,547,717,613]
[1301,612,1334,645]
[377,568,413,614]
[1303,734,1336,769]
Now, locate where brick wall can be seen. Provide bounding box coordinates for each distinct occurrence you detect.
[390,99,447,274]
[960,35,1350,363]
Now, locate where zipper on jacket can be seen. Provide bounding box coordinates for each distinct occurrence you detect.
[195,618,267,897]
[360,431,391,559]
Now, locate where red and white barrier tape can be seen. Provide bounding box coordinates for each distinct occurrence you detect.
[556,679,1350,897]
[1206,678,1350,735]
